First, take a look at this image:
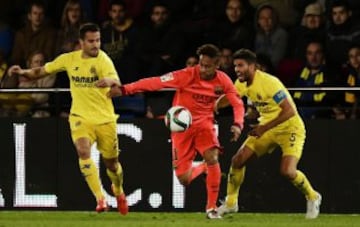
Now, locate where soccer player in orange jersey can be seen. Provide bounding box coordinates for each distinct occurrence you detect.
[96,44,245,218]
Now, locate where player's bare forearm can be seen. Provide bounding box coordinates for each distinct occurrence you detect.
[249,99,295,138]
[8,65,48,79]
[24,67,48,79]
[263,100,295,132]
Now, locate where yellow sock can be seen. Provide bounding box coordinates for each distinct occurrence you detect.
[291,170,317,200]
[107,162,124,196]
[79,158,104,201]
[226,166,246,207]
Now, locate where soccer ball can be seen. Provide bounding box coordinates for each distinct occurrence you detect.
[164,106,192,132]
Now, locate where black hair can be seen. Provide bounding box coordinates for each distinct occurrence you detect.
[79,23,100,40]
[196,44,221,59]
[28,0,46,14]
[110,0,127,9]
[331,0,350,11]
[233,48,257,64]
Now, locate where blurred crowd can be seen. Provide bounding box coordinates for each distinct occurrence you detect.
[0,0,359,119]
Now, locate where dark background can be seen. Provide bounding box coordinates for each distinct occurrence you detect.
[0,117,359,213]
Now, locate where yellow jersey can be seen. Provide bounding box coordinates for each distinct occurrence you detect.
[45,50,119,124]
[234,70,301,126]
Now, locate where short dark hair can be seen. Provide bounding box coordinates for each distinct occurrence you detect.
[331,0,350,11]
[79,23,100,40]
[28,0,46,14]
[233,49,257,64]
[110,0,126,9]
[196,44,221,59]
[306,40,324,52]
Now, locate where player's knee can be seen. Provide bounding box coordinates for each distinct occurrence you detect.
[76,146,91,159]
[203,148,219,165]
[231,154,245,169]
[103,158,118,172]
[75,139,91,159]
[177,175,190,186]
[280,166,297,180]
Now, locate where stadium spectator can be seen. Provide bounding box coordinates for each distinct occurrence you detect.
[254,3,288,68]
[216,49,321,219]
[8,23,129,215]
[101,0,137,84]
[249,0,300,28]
[56,0,85,55]
[219,47,237,81]
[326,0,360,72]
[96,44,245,219]
[289,2,326,60]
[343,45,360,119]
[11,1,56,67]
[208,0,254,52]
[292,41,338,119]
[256,53,274,74]
[133,2,185,76]
[185,55,199,68]
[17,51,56,118]
[133,2,185,118]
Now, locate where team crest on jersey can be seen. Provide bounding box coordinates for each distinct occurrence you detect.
[160,73,174,82]
[90,66,97,75]
[256,93,262,100]
[214,85,224,95]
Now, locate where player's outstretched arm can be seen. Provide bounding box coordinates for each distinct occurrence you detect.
[8,65,48,79]
[95,78,121,88]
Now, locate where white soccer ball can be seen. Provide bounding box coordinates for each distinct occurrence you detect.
[164,106,192,132]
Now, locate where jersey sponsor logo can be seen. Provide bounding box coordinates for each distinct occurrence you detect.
[71,75,99,84]
[90,66,96,75]
[273,90,286,104]
[214,85,224,95]
[192,94,217,104]
[160,73,174,82]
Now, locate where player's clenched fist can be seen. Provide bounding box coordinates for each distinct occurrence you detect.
[8,65,23,76]
[107,86,123,97]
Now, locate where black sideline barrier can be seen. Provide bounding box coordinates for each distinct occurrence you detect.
[0,117,359,213]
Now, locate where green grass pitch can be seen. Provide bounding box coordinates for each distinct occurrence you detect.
[0,211,359,227]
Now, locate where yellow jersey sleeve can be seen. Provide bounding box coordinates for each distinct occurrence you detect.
[99,53,119,80]
[44,53,69,74]
[266,77,288,105]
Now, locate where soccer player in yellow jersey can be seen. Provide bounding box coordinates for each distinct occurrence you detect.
[8,23,128,215]
[216,49,321,219]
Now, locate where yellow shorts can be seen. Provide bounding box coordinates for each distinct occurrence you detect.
[244,117,306,160]
[69,114,119,159]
